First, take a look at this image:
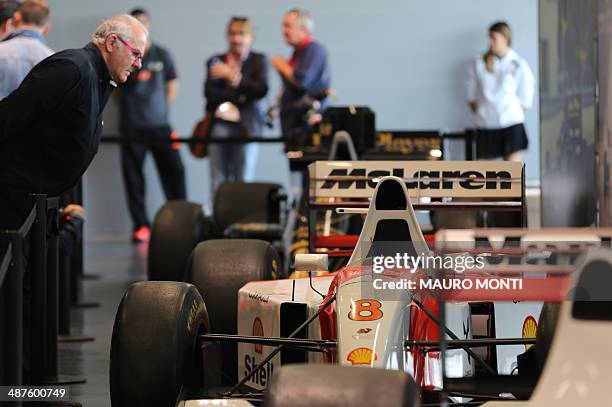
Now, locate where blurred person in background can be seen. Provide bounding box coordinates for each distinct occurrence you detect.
[271,8,331,137]
[0,0,19,41]
[204,16,268,198]
[116,8,185,243]
[0,0,53,99]
[466,21,535,162]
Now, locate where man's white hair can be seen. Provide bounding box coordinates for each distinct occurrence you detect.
[91,14,148,45]
[287,8,314,34]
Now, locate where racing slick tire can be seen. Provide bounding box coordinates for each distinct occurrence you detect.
[213,182,284,233]
[536,302,561,370]
[263,364,420,407]
[110,281,210,407]
[148,200,210,281]
[185,239,281,384]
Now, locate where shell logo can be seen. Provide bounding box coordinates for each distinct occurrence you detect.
[253,317,264,354]
[522,316,537,350]
[347,348,377,365]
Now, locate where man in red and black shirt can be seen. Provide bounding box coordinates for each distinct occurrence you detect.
[272,8,331,137]
[117,8,185,243]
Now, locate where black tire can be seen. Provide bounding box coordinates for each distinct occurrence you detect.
[213,182,284,233]
[535,302,560,370]
[110,281,209,407]
[148,201,209,281]
[185,239,281,383]
[263,364,420,407]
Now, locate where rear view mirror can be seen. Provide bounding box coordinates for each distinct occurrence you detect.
[294,253,329,273]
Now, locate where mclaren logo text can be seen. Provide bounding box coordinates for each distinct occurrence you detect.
[321,169,513,190]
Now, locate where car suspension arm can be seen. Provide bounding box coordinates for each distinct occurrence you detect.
[200,333,336,352]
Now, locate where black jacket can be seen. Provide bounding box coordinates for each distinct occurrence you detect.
[0,42,115,196]
[204,51,268,136]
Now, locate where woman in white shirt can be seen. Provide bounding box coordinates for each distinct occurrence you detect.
[466,21,535,161]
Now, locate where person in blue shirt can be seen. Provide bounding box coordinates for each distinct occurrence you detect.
[116,8,185,243]
[0,0,53,100]
[271,8,331,137]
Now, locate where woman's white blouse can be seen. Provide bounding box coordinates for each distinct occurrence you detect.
[466,48,535,129]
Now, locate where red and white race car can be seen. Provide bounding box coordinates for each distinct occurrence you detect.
[109,160,612,407]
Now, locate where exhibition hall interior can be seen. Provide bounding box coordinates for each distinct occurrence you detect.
[0,0,611,406]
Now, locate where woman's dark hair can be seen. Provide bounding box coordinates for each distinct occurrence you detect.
[485,21,512,73]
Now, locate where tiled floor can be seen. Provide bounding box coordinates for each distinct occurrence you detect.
[59,240,148,406]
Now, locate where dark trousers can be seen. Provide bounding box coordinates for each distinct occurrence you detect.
[120,126,186,230]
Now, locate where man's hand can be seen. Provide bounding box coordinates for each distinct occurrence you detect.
[210,63,236,81]
[271,56,299,87]
[270,56,287,71]
[61,204,86,220]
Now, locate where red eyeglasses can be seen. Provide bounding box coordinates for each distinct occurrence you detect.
[115,35,143,61]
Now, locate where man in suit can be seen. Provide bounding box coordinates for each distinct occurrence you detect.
[204,16,268,199]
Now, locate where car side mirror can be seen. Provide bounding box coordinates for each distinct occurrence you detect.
[294,253,329,273]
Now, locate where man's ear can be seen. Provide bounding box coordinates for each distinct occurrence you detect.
[42,22,51,36]
[105,34,116,53]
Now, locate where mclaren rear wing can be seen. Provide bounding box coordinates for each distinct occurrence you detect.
[308,160,524,203]
[306,161,526,255]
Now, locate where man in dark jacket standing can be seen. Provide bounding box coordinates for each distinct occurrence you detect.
[0,14,148,229]
[204,16,268,199]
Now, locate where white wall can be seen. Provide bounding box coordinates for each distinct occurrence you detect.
[45,0,539,236]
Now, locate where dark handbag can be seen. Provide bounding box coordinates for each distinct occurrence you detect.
[189,112,214,158]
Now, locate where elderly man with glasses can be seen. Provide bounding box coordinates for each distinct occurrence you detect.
[0,14,148,230]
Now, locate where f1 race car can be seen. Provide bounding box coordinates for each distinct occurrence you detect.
[109,160,612,407]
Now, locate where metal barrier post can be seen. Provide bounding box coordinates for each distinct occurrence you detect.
[28,194,47,385]
[2,233,23,387]
[58,255,70,335]
[45,198,59,381]
[465,129,476,160]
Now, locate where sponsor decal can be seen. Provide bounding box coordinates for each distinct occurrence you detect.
[136,70,152,81]
[349,299,383,321]
[244,354,274,387]
[243,316,275,387]
[347,348,377,365]
[522,316,537,350]
[253,317,264,354]
[352,327,373,340]
[148,61,164,72]
[187,299,200,334]
[321,168,513,191]
[248,292,270,303]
